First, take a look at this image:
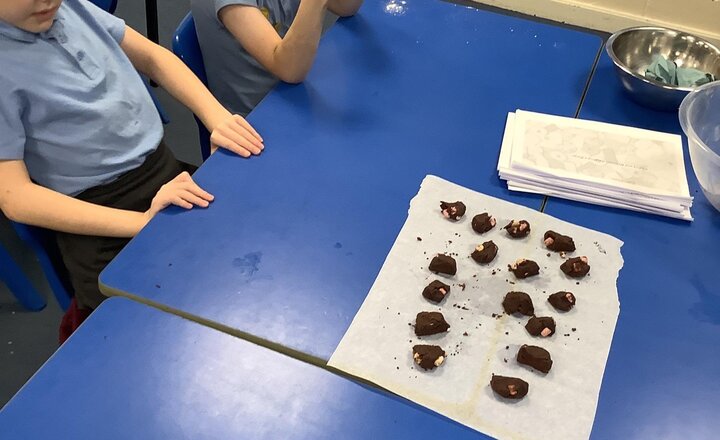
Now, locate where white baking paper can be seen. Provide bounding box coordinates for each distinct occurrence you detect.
[329,175,624,440]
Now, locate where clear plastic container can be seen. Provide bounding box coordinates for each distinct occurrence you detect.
[679,81,720,212]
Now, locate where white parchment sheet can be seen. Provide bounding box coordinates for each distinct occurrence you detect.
[329,175,624,440]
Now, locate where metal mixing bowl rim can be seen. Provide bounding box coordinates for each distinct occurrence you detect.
[605,26,720,94]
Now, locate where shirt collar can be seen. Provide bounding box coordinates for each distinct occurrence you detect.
[0,10,65,43]
[0,19,38,43]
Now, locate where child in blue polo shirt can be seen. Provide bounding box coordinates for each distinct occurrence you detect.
[191,0,363,116]
[0,0,264,342]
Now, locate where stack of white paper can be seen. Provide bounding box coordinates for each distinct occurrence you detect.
[497,110,693,220]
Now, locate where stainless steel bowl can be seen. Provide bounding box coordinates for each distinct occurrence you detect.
[606,27,720,111]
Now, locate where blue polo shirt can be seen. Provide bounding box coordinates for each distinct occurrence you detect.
[192,0,300,116]
[0,0,163,196]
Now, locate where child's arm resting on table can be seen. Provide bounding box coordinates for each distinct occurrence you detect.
[0,160,213,238]
[120,26,264,157]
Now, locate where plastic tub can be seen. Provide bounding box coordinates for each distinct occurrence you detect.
[679,80,720,212]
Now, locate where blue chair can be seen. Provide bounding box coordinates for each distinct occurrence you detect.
[172,13,212,161]
[10,223,73,311]
[0,244,46,311]
[89,0,118,14]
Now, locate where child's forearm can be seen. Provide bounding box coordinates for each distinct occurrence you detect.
[3,181,148,237]
[270,0,328,83]
[145,44,230,135]
[121,27,261,156]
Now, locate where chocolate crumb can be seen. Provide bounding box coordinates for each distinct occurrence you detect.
[417,237,422,241]
[155,284,161,289]
[572,328,577,332]
[463,332,469,336]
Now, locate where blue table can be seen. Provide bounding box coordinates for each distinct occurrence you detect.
[101,0,601,362]
[0,297,486,439]
[543,53,720,438]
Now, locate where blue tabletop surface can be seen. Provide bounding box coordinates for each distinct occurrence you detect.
[543,53,720,438]
[0,297,487,439]
[101,0,601,361]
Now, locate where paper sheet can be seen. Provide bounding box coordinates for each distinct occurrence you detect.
[497,112,693,221]
[506,181,692,220]
[329,175,624,440]
[510,110,690,200]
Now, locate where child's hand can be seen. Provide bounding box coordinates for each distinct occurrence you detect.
[210,113,264,158]
[145,172,214,221]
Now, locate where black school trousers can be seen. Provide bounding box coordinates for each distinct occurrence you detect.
[55,142,196,310]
